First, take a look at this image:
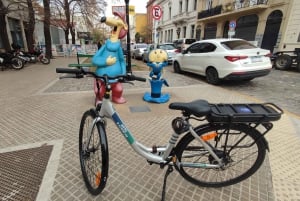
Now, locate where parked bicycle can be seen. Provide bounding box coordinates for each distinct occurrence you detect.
[56,67,283,199]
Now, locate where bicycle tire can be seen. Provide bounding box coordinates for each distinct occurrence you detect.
[79,109,109,195]
[175,123,266,187]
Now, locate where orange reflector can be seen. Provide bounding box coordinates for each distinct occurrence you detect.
[201,132,217,141]
[95,171,101,186]
[172,156,177,163]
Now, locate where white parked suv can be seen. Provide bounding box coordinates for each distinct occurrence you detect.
[173,38,272,85]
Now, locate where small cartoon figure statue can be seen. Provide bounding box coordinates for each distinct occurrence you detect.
[92,12,128,105]
[143,49,170,103]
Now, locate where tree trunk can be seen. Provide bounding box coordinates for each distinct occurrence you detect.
[65,29,69,44]
[71,27,75,44]
[26,0,35,52]
[43,0,52,58]
[0,0,11,51]
[64,0,72,44]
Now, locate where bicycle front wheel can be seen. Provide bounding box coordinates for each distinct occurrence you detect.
[175,124,266,187]
[79,109,109,195]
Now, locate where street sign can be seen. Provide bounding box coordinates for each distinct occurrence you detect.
[152,5,162,20]
[229,20,236,29]
[228,30,235,36]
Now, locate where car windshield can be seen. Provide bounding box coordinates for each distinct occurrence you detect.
[137,44,147,48]
[185,39,196,44]
[221,40,257,50]
[158,44,175,50]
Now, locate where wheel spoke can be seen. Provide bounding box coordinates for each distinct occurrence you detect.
[79,110,108,195]
[176,124,266,187]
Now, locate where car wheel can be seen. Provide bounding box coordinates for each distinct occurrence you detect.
[206,67,220,85]
[275,54,292,70]
[173,61,182,74]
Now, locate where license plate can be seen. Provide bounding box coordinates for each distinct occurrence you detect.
[251,56,262,63]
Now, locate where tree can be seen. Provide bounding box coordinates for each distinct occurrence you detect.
[51,0,107,44]
[43,0,52,58]
[135,32,140,43]
[0,0,10,50]
[26,0,35,52]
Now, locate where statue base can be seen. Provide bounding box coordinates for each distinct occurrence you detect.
[143,92,170,103]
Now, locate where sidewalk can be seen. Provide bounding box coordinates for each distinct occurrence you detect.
[0,57,299,201]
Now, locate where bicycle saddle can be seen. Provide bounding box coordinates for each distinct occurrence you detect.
[169,99,211,117]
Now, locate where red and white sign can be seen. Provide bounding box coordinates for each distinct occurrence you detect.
[152,5,162,20]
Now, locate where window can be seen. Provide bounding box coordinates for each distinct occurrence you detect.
[194,0,197,11]
[206,0,212,10]
[185,0,189,12]
[221,40,256,50]
[188,43,201,53]
[191,25,195,38]
[183,26,187,38]
[158,44,175,50]
[179,1,183,13]
[169,7,171,19]
[188,43,216,53]
[165,30,167,42]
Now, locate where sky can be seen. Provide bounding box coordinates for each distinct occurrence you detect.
[106,0,148,16]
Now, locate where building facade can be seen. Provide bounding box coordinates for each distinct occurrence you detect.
[149,0,300,53]
[0,0,66,52]
[149,0,198,44]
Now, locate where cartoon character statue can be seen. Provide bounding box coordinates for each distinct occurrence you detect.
[92,12,128,104]
[143,49,170,103]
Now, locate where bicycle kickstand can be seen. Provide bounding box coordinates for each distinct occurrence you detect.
[161,165,174,201]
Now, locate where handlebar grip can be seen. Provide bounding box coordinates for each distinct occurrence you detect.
[56,68,82,74]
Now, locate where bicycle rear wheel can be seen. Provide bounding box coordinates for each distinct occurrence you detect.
[175,124,266,187]
[79,109,109,195]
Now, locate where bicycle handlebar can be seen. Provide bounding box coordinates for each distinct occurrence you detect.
[56,67,147,83]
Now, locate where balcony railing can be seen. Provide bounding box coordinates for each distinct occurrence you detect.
[198,0,268,19]
[225,0,268,11]
[197,5,222,19]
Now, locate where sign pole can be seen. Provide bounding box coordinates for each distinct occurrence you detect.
[125,0,131,73]
[154,20,157,44]
[152,5,162,45]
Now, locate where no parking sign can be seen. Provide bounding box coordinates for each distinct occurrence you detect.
[152,5,162,20]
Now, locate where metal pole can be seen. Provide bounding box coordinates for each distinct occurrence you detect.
[124,0,132,73]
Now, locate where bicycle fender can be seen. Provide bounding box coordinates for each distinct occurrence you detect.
[255,134,269,152]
